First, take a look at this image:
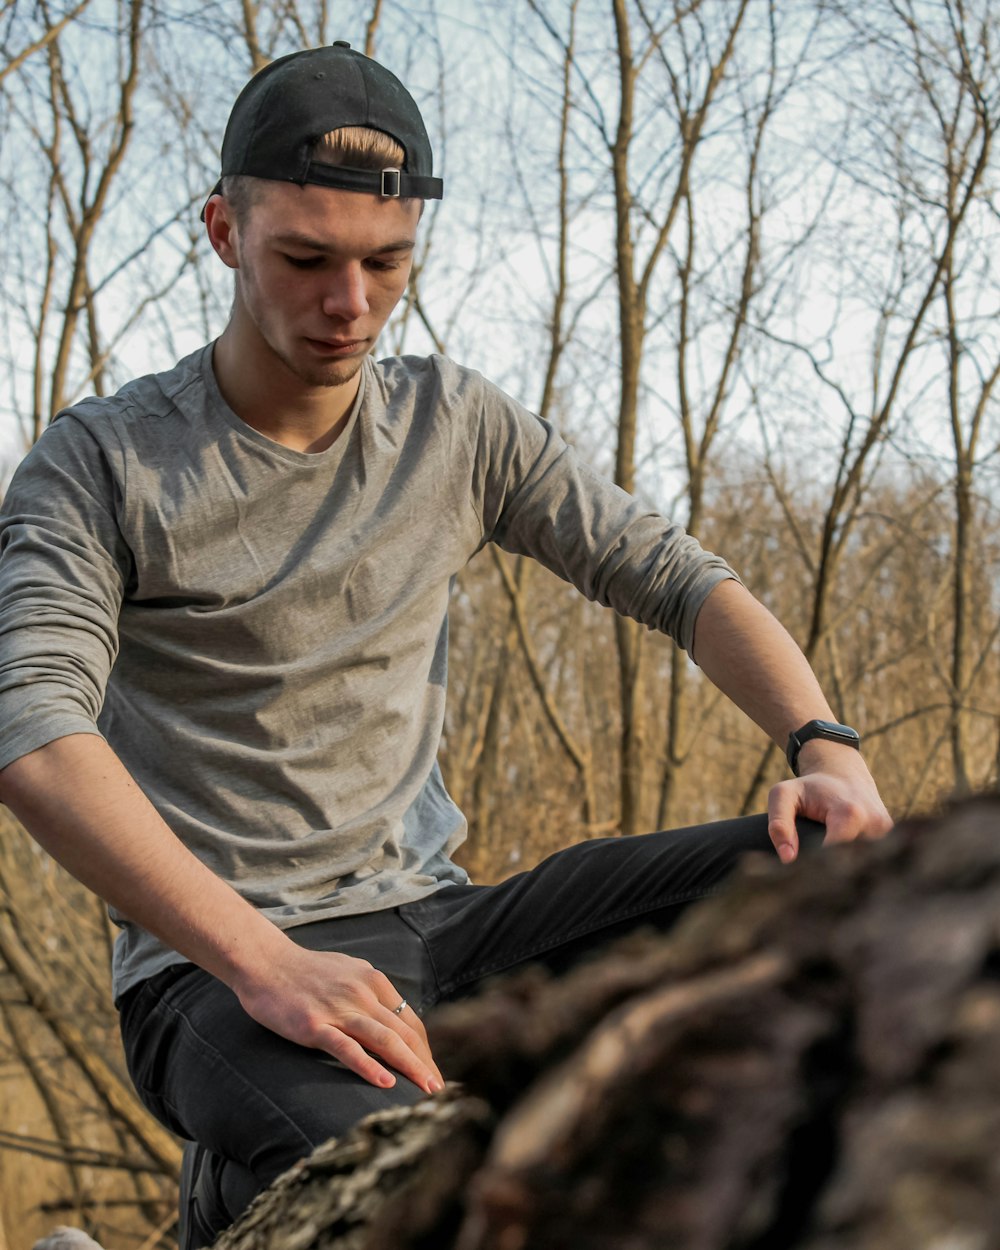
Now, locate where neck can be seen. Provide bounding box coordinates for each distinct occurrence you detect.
[212,319,362,454]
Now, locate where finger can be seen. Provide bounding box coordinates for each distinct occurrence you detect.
[313,1017,442,1094]
[372,981,439,1066]
[365,971,443,1086]
[381,991,428,1039]
[372,1005,444,1085]
[346,1014,444,1094]
[767,782,801,864]
[396,1005,437,1064]
[843,796,894,840]
[370,972,430,1044]
[821,798,867,845]
[316,1027,400,1089]
[872,806,894,837]
[370,1000,442,1080]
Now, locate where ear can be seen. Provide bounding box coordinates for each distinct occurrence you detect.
[204,195,240,270]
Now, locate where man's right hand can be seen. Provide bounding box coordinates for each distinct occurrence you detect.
[0,736,445,1097]
[232,945,444,1095]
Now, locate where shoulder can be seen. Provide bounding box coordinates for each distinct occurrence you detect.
[3,347,212,512]
[51,346,210,446]
[367,353,543,451]
[370,352,492,410]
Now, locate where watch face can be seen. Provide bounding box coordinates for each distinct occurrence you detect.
[813,720,861,744]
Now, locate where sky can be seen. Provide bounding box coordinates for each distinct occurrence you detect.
[1,0,997,506]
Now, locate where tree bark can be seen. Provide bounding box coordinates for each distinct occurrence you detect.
[211,794,1000,1250]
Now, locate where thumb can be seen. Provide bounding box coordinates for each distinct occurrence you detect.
[767,782,801,863]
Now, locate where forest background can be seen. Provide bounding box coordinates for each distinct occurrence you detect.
[0,0,998,1245]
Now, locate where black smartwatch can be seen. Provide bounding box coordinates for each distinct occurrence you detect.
[786,719,861,776]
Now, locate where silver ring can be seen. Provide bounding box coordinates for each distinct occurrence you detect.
[393,999,408,1015]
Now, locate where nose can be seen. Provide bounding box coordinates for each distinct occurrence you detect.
[322,262,369,322]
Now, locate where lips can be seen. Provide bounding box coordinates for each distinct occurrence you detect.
[305,337,366,355]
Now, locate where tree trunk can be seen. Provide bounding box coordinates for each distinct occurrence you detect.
[211,795,1000,1250]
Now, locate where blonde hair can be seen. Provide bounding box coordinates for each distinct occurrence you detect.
[312,126,404,169]
[222,126,405,222]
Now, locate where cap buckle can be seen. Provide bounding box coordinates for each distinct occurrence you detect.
[381,168,401,198]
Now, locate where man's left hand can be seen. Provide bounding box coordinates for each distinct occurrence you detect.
[766,741,893,863]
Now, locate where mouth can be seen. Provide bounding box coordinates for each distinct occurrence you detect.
[305,337,366,357]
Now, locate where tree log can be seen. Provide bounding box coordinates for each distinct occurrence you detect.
[205,796,1000,1249]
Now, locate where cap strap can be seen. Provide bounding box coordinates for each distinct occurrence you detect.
[304,163,443,200]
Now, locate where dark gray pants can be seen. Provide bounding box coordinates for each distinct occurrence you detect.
[118,815,822,1246]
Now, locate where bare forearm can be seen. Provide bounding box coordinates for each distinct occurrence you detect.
[691,579,835,750]
[691,579,892,856]
[0,734,289,986]
[0,733,443,1091]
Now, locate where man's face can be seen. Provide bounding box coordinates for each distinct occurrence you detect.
[212,180,421,390]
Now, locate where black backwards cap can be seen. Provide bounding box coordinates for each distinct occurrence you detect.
[204,41,443,216]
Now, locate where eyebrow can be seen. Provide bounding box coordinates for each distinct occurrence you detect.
[271,232,416,255]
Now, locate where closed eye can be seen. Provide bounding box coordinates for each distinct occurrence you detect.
[283,254,324,269]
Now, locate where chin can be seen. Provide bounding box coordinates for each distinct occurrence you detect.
[290,353,366,390]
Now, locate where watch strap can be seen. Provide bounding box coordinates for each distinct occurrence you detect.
[786,719,861,776]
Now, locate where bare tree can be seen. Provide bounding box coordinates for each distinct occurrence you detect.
[740,0,999,812]
[937,0,1000,795]
[608,0,752,834]
[468,0,601,842]
[0,0,209,448]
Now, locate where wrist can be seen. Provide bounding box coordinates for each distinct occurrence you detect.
[209,908,296,993]
[795,735,868,777]
[786,718,861,776]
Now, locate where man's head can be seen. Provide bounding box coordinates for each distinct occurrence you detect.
[203,43,442,394]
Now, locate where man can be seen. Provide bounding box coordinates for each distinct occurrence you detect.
[0,43,890,1246]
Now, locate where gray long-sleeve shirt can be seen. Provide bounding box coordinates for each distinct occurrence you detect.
[0,346,738,999]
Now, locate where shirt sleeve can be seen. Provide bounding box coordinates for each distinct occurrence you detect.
[470,377,741,655]
[0,412,132,771]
